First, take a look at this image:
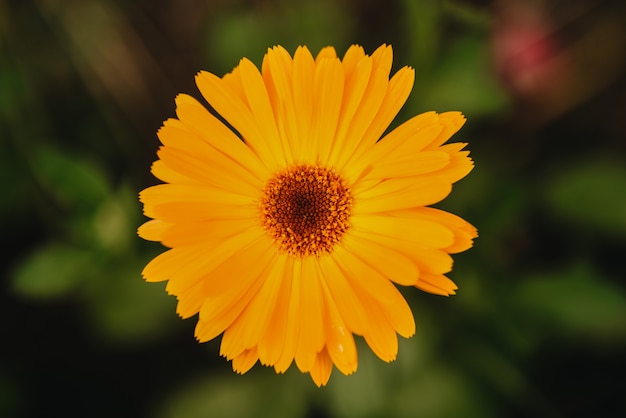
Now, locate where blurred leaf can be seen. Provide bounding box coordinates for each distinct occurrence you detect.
[543,158,626,236]
[325,342,388,417]
[403,0,442,75]
[416,36,509,117]
[206,0,352,74]
[158,373,306,418]
[389,362,494,418]
[443,0,492,29]
[32,145,110,212]
[325,337,492,418]
[93,184,141,253]
[515,263,626,336]
[11,244,95,299]
[85,257,179,344]
[0,63,26,120]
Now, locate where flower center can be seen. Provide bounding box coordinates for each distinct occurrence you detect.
[259,164,353,257]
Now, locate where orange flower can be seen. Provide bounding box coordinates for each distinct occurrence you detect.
[138,44,477,386]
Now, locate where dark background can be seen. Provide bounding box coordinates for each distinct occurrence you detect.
[2,0,626,416]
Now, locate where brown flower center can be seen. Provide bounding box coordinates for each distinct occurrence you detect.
[259,164,353,257]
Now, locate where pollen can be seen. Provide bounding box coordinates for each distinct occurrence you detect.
[259,164,353,257]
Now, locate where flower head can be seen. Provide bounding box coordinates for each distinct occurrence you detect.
[138,44,477,386]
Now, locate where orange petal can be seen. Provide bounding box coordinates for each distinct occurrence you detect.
[415,273,458,296]
[309,347,333,387]
[195,237,275,344]
[164,228,265,296]
[312,56,344,165]
[291,46,315,162]
[352,177,452,214]
[320,278,358,376]
[231,347,259,375]
[350,213,455,249]
[220,254,288,354]
[294,257,325,373]
[172,94,268,179]
[341,233,419,286]
[360,294,399,363]
[317,255,368,335]
[257,257,294,367]
[273,258,304,374]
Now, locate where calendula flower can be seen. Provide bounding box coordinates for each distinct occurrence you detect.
[138,44,477,386]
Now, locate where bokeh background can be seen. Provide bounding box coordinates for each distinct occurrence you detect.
[2,0,626,417]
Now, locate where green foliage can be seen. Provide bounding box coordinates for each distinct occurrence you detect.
[543,158,626,235]
[416,36,509,117]
[31,146,110,213]
[205,0,353,73]
[157,373,307,418]
[12,244,96,299]
[515,263,626,337]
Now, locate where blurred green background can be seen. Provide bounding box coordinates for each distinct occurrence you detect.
[2,0,626,417]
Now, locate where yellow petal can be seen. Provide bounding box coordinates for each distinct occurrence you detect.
[238,57,291,166]
[220,254,288,353]
[140,183,250,205]
[410,248,454,276]
[157,145,259,197]
[331,64,389,170]
[365,150,450,180]
[175,279,207,319]
[351,213,455,249]
[291,46,315,162]
[341,44,366,76]
[353,278,414,342]
[158,219,253,248]
[312,56,344,165]
[330,245,405,305]
[327,54,373,168]
[143,200,256,223]
[195,236,274,344]
[395,207,478,254]
[150,159,201,185]
[294,257,325,373]
[257,257,294,367]
[273,258,302,373]
[431,144,475,183]
[344,227,454,278]
[195,69,282,170]
[164,228,265,296]
[360,295,399,363]
[137,219,170,242]
[221,66,246,104]
[416,273,458,296]
[317,255,368,335]
[346,66,415,166]
[316,46,337,61]
[424,111,467,149]
[330,247,415,337]
[309,347,333,387]
[262,46,297,163]
[353,177,452,214]
[172,94,269,179]
[354,112,445,173]
[140,184,256,222]
[341,233,419,286]
[232,347,259,375]
[370,44,393,76]
[142,244,207,283]
[320,277,358,376]
[157,112,268,184]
